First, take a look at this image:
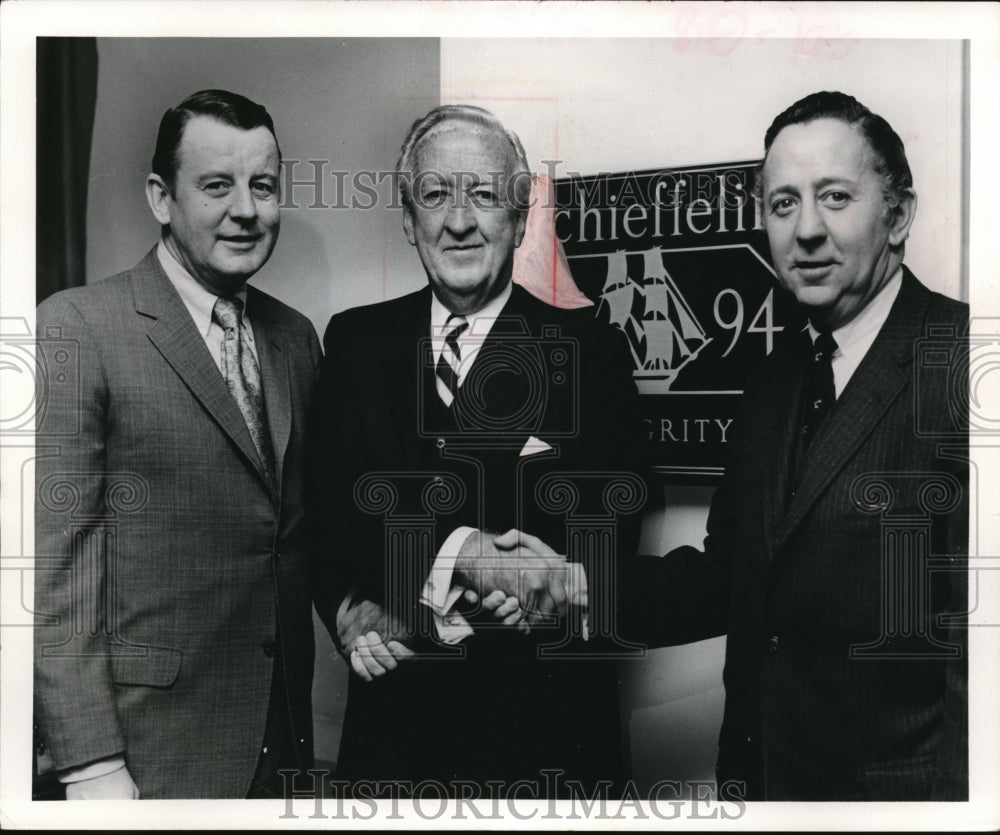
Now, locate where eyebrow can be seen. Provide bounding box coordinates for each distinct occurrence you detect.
[195,172,232,184]
[766,175,859,199]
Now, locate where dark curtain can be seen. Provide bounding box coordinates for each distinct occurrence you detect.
[36,37,98,305]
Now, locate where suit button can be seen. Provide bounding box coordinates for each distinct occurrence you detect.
[261,639,276,658]
[436,438,446,449]
[274,551,281,561]
[767,635,779,654]
[35,739,45,755]
[433,476,443,485]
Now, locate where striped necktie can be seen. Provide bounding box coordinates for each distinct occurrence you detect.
[212,297,277,486]
[436,314,469,407]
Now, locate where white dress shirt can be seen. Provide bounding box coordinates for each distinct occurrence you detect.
[806,266,903,398]
[157,241,259,368]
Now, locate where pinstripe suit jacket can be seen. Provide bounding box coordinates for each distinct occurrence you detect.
[33,248,322,798]
[621,269,968,800]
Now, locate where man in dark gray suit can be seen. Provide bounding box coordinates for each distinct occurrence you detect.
[619,91,968,800]
[34,89,320,798]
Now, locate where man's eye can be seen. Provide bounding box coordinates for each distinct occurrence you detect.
[203,181,232,196]
[471,189,500,206]
[821,191,851,207]
[251,182,276,198]
[769,197,796,217]
[417,189,448,209]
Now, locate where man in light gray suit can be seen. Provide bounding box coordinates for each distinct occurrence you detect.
[34,89,321,798]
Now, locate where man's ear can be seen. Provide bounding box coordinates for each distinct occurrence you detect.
[145,174,172,226]
[888,188,917,247]
[513,209,528,249]
[402,206,416,246]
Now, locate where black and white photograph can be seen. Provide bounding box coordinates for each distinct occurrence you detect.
[1,1,998,829]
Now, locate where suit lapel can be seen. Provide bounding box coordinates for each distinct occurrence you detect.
[387,288,433,467]
[775,271,929,550]
[130,249,273,490]
[248,287,291,490]
[452,284,538,449]
[762,337,809,553]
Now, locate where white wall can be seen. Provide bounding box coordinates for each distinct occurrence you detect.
[442,36,966,788]
[87,38,442,338]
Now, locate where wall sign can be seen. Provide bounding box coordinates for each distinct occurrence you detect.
[554,161,807,479]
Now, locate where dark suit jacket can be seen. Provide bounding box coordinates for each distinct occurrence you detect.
[33,248,322,798]
[309,283,646,792]
[621,269,969,801]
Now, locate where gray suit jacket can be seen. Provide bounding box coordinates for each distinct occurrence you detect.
[33,248,321,798]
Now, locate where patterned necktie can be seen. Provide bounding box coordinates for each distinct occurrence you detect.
[212,297,277,486]
[800,330,838,449]
[436,315,469,407]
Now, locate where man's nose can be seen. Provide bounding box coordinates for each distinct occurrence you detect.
[794,199,826,247]
[443,201,476,236]
[227,184,258,221]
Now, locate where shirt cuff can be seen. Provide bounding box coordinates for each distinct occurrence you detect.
[58,755,126,784]
[420,526,477,644]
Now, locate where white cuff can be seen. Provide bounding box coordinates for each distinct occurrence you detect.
[58,755,126,784]
[420,526,477,644]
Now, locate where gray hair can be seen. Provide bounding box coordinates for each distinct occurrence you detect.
[396,104,531,211]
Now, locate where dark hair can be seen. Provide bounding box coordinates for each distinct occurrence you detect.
[755,91,912,209]
[396,104,531,211]
[151,89,280,192]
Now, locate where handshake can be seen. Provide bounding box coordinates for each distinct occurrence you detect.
[337,529,588,681]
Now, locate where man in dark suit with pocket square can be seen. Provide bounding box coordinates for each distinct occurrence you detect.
[619,91,968,801]
[34,89,321,798]
[309,105,646,794]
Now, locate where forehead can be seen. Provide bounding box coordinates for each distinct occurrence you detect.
[176,116,279,172]
[762,117,877,191]
[412,121,515,177]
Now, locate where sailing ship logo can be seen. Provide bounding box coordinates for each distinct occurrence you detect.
[597,247,711,394]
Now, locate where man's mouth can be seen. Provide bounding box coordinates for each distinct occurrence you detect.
[443,244,483,258]
[219,234,262,246]
[793,260,836,279]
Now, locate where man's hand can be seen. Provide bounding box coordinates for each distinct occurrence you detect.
[350,632,416,682]
[454,529,570,626]
[462,588,531,634]
[64,766,139,799]
[491,529,589,635]
[336,591,409,656]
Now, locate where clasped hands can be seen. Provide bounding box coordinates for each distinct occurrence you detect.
[338,529,587,681]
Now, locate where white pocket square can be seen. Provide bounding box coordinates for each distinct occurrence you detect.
[519,436,553,457]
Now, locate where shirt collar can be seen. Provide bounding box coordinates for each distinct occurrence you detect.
[807,266,903,359]
[430,281,513,337]
[157,240,248,338]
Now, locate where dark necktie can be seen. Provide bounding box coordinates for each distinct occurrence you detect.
[212,297,277,485]
[436,314,469,407]
[800,330,838,449]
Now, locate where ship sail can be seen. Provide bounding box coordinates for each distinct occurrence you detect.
[638,247,710,375]
[597,250,645,367]
[597,250,634,329]
[595,246,711,392]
